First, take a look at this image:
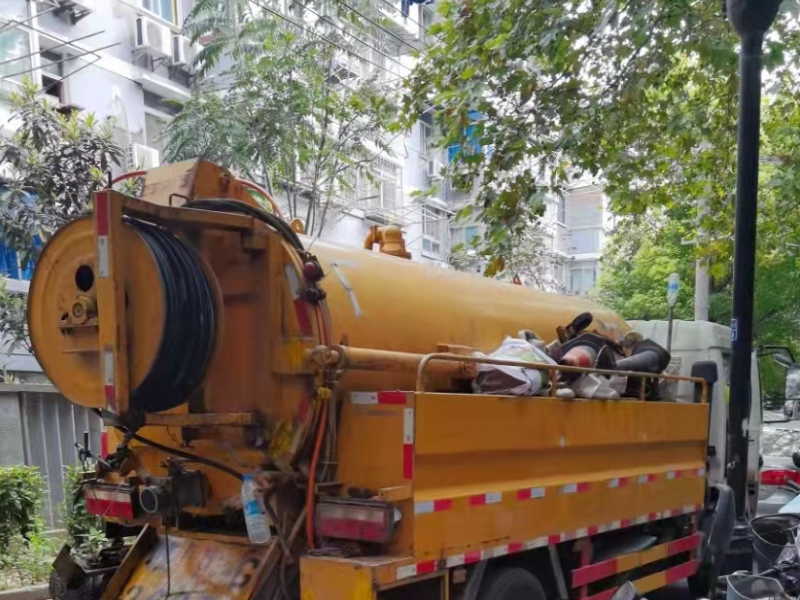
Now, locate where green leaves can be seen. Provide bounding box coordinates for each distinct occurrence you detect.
[0,466,44,553]
[169,0,398,236]
[403,0,800,276]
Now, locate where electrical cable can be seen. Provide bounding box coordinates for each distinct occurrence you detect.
[128,219,217,413]
[305,398,328,550]
[297,0,411,74]
[246,0,407,80]
[334,0,419,53]
[105,421,244,481]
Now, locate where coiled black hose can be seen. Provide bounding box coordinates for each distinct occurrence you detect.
[129,219,217,413]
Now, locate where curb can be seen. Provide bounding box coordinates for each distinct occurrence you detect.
[0,584,49,600]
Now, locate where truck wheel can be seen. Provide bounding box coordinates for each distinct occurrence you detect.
[479,567,546,600]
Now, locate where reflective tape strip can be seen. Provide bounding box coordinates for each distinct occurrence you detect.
[525,537,548,549]
[396,565,418,580]
[562,482,590,494]
[464,550,482,564]
[102,347,115,405]
[446,554,465,568]
[608,477,629,488]
[350,391,407,405]
[403,407,414,479]
[469,492,502,506]
[572,533,702,589]
[517,486,546,500]
[665,559,700,584]
[638,473,657,484]
[95,192,109,235]
[414,499,452,515]
[97,235,110,278]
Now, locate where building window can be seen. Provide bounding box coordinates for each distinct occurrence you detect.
[141,0,177,24]
[360,157,401,211]
[569,228,600,254]
[569,263,596,295]
[422,205,448,257]
[420,112,433,158]
[0,12,31,83]
[557,196,566,224]
[40,50,65,104]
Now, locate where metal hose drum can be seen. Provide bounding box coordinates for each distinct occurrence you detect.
[751,514,800,572]
[129,220,217,412]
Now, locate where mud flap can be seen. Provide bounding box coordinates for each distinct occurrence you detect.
[101,526,273,599]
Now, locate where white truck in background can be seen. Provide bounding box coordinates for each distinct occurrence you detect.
[631,319,762,517]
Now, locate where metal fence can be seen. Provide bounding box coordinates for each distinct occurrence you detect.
[0,384,102,526]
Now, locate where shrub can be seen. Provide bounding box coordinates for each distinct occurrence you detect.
[0,466,44,549]
[61,464,106,558]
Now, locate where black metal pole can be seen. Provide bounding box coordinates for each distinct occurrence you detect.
[726,0,781,519]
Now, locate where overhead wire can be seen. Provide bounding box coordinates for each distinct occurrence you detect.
[333,0,419,53]
[375,0,423,28]
[0,41,120,81]
[247,0,408,80]
[0,29,105,67]
[296,1,411,74]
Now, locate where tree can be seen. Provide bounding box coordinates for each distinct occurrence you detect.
[402,0,800,272]
[0,80,122,349]
[165,0,398,237]
[596,213,800,354]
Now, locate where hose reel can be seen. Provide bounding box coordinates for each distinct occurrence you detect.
[128,219,217,413]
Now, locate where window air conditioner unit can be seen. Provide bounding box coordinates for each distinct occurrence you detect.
[171,35,199,67]
[131,143,160,170]
[135,16,172,58]
[426,160,442,179]
[55,0,95,23]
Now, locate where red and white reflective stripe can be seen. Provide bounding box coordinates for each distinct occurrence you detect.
[403,408,414,479]
[665,559,700,584]
[102,347,115,406]
[561,482,590,494]
[666,470,681,480]
[571,533,701,588]
[414,499,453,515]
[84,488,133,519]
[396,560,437,580]
[469,491,502,506]
[608,477,630,488]
[350,391,407,405]
[517,486,546,500]
[95,192,110,277]
[638,473,657,484]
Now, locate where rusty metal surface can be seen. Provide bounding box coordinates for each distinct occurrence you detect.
[117,533,267,600]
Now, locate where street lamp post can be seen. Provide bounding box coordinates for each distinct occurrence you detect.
[725,0,781,519]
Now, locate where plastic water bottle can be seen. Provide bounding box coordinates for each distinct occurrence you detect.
[241,474,271,544]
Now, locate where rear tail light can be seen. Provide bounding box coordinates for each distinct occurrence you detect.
[84,483,136,520]
[316,498,395,544]
[761,469,800,486]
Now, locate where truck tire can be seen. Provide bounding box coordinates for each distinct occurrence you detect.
[479,567,546,600]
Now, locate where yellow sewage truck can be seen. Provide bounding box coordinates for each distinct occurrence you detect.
[28,161,742,600]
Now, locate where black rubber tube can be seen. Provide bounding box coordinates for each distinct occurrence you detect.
[129,220,217,413]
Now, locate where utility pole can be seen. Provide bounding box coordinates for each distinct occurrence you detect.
[726,0,781,519]
[694,195,710,321]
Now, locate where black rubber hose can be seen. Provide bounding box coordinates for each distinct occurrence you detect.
[184,199,304,251]
[129,220,216,413]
